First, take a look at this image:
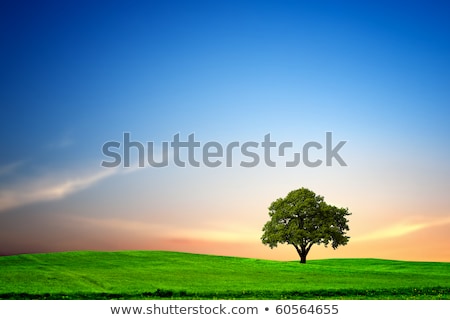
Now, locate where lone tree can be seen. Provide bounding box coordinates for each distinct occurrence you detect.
[261,187,351,263]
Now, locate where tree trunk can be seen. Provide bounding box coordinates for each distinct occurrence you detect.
[299,252,307,264]
[293,244,308,264]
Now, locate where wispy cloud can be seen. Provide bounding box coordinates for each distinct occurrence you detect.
[50,138,74,149]
[0,168,117,212]
[0,161,25,177]
[0,148,154,213]
[69,216,256,243]
[178,226,257,243]
[46,132,75,150]
[354,217,450,242]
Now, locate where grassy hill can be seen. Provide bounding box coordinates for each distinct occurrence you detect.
[0,251,449,299]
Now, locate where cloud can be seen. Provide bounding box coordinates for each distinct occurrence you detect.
[71,216,256,242]
[0,149,156,213]
[48,138,74,149]
[177,226,257,243]
[71,215,169,234]
[354,217,450,242]
[46,132,75,150]
[0,161,25,177]
[0,168,117,212]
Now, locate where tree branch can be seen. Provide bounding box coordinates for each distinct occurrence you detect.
[292,243,302,256]
[305,242,314,255]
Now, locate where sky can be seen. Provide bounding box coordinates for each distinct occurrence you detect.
[1,0,449,262]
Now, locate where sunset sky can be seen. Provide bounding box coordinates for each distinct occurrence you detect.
[1,0,449,262]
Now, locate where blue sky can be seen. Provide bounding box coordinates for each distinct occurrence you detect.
[1,0,449,260]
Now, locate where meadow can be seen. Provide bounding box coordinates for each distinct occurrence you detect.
[0,251,449,299]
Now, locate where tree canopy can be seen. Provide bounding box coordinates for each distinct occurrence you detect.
[261,187,351,263]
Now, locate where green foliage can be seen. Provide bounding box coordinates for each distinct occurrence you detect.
[261,188,351,263]
[0,251,449,299]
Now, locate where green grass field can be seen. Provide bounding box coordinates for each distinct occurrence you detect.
[0,251,449,299]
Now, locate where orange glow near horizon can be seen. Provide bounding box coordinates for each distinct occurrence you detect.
[2,209,448,262]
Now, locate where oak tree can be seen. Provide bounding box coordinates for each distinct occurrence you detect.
[261,187,351,263]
